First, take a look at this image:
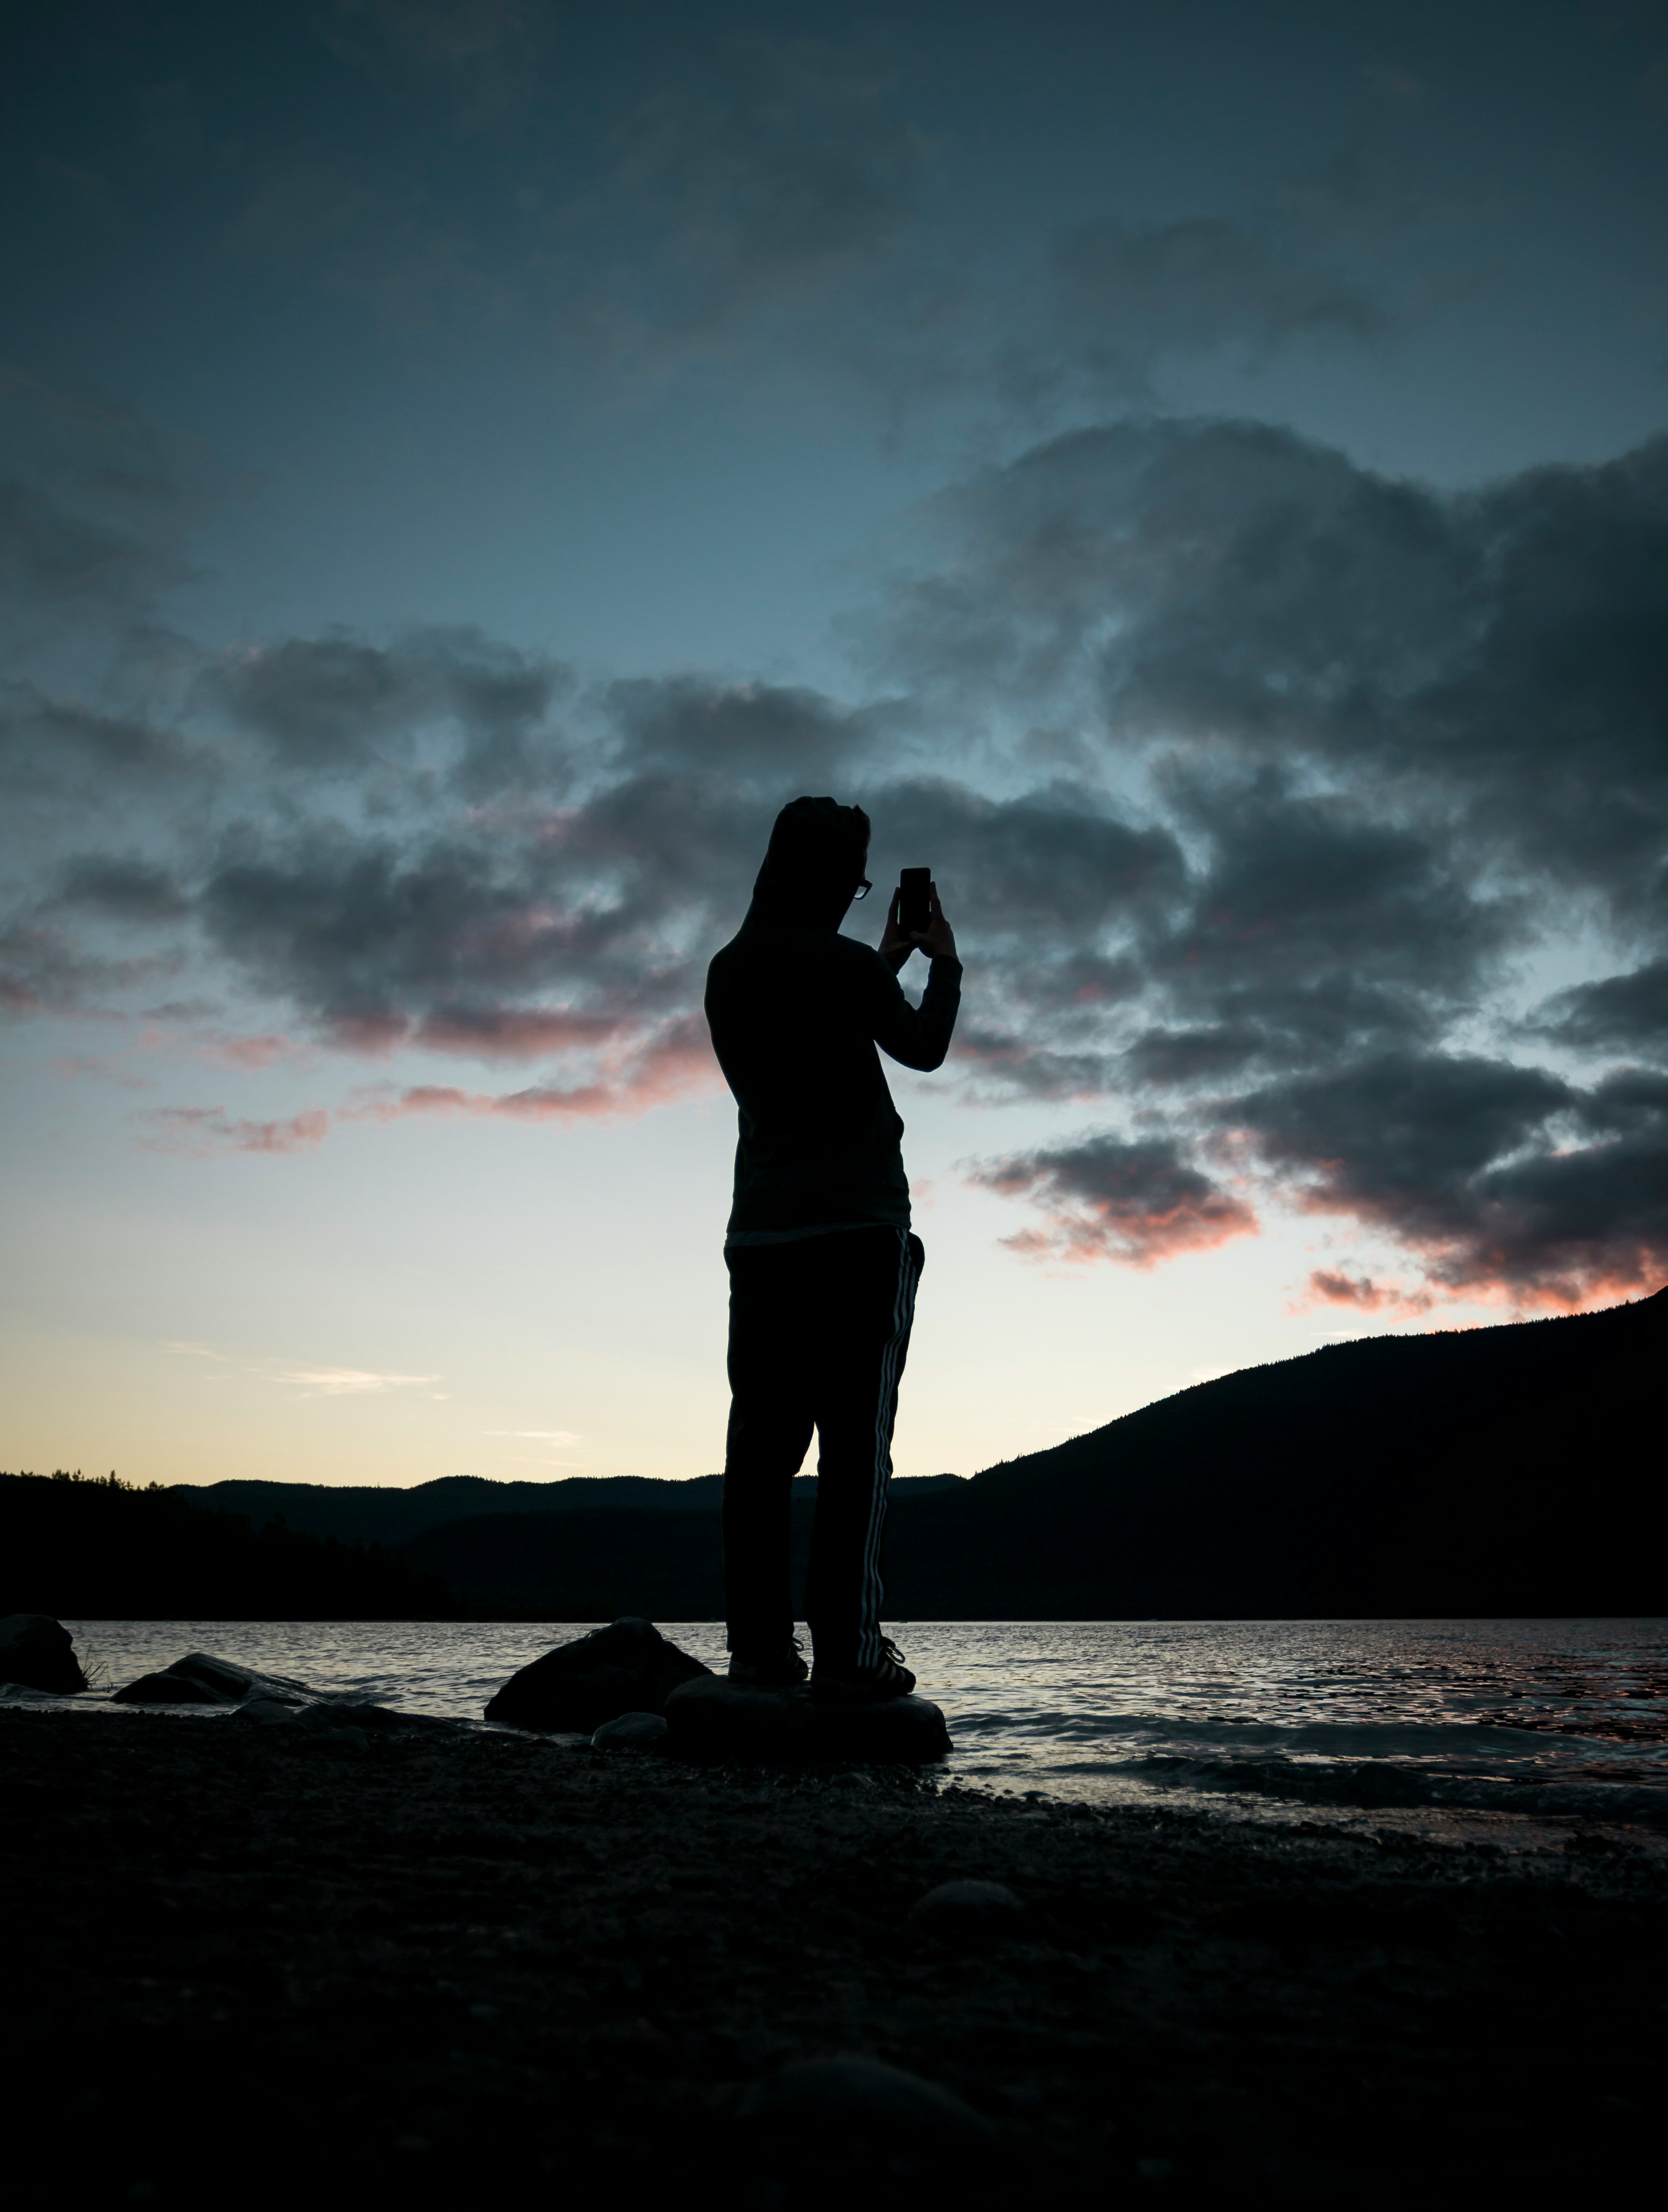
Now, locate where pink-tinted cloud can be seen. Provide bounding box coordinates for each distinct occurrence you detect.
[1300,1268,1435,1317]
[968,1133,1258,1267]
[51,1051,155,1090]
[412,1005,621,1060]
[136,1013,722,1156]
[195,1032,298,1071]
[141,1105,334,1155]
[1237,1055,1668,1313]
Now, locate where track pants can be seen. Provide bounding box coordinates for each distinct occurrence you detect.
[722,1226,924,1667]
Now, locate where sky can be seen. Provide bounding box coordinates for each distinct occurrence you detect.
[3,0,1667,1492]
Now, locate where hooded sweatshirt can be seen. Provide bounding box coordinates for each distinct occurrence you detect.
[704,906,962,1242]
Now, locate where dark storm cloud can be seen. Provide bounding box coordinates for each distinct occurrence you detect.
[1130,773,1516,1077]
[183,750,1184,1063]
[967,1132,1258,1266]
[9,371,1667,1302]
[197,830,618,1050]
[880,419,1668,917]
[1534,959,1668,1062]
[184,751,784,1059]
[54,857,191,922]
[1220,1050,1668,1303]
[860,416,1668,1301]
[604,676,876,784]
[0,691,200,796]
[873,777,1183,940]
[204,627,572,789]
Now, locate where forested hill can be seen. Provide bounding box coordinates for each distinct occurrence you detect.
[0,1472,460,1620]
[386,1287,1664,1619]
[13,1291,1661,1620]
[878,1283,1667,1617]
[178,1472,967,1548]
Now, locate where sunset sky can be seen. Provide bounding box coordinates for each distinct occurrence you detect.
[3,0,1666,1491]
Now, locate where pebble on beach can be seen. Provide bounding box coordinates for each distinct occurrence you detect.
[907,1877,1025,1940]
[591,1711,671,1751]
[739,2053,999,2162]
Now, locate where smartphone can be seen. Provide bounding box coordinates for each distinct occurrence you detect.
[899,866,932,936]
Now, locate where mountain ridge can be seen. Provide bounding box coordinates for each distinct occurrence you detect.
[38,1286,1660,1618]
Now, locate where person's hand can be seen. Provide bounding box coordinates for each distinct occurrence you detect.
[880,881,957,970]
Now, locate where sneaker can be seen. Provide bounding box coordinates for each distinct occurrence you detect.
[810,1637,916,1703]
[727,1639,809,1690]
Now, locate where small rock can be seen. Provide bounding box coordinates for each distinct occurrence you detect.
[232,1698,303,1728]
[907,1879,1024,1940]
[0,1615,87,1695]
[740,2055,997,2154]
[309,1726,368,1757]
[592,1711,670,1751]
[483,1617,711,1733]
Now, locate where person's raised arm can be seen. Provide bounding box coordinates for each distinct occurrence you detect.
[868,881,961,1070]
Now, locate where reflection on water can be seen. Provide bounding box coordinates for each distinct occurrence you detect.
[53,1615,1668,1817]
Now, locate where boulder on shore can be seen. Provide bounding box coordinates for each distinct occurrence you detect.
[112,1653,315,1707]
[664,1676,951,1765]
[484,1617,712,1732]
[0,1615,87,1695]
[664,1675,818,1760]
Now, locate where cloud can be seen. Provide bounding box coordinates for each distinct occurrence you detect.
[136,1012,720,1154]
[11,367,1667,1316]
[1044,217,1392,400]
[139,1105,336,1156]
[53,856,191,921]
[606,676,878,784]
[204,626,572,788]
[1301,1270,1434,1317]
[880,418,1668,917]
[276,1366,441,1396]
[0,919,175,1015]
[1533,958,1668,1063]
[1232,1052,1668,1305]
[967,1133,1258,1266]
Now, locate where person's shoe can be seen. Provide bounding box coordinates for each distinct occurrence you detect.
[727,1639,808,1690]
[810,1637,916,1703]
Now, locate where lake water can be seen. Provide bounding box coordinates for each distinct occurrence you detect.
[33,1616,1668,1827]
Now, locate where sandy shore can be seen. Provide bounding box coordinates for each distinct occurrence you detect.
[6,1707,1663,2207]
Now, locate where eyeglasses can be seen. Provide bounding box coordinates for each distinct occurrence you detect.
[852,878,873,900]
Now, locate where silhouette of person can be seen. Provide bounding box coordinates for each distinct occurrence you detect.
[704,797,962,1701]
